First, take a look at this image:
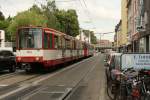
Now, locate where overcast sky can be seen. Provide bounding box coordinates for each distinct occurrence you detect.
[0,0,121,41]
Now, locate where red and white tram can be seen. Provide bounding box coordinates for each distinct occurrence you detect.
[16,26,94,72]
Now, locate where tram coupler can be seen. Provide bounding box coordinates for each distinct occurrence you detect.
[21,63,32,71]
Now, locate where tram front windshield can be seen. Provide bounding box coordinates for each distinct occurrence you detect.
[18,28,42,49]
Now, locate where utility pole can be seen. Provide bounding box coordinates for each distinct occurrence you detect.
[95,31,115,41]
[88,31,91,44]
[95,31,115,51]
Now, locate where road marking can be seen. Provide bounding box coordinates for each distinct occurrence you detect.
[0,85,29,99]
[0,84,8,87]
[62,56,100,100]
[33,57,94,85]
[40,91,65,94]
[99,55,106,100]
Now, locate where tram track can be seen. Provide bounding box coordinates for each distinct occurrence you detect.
[21,56,99,100]
[62,56,99,100]
[0,74,42,99]
[0,70,25,82]
[0,56,98,100]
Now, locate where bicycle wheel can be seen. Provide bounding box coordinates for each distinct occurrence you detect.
[106,79,115,100]
[114,84,127,100]
[143,94,150,100]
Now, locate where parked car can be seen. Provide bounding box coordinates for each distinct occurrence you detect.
[0,50,16,72]
[104,53,122,81]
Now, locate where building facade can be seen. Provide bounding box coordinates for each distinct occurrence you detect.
[117,0,150,53]
[121,0,128,49]
[114,0,128,52]
[97,40,112,48]
[115,20,123,52]
[138,0,150,52]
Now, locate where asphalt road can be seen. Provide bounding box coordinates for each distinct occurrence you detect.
[66,53,110,100]
[1,53,110,100]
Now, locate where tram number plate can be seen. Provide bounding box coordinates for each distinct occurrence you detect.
[27,51,32,53]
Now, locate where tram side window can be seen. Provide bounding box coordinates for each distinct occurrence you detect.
[62,37,65,49]
[54,35,59,49]
[74,41,76,49]
[66,40,71,49]
[72,40,74,49]
[44,33,49,49]
[49,34,53,48]
[58,36,62,49]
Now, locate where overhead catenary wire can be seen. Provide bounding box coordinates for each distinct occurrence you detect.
[95,31,115,34]
[54,0,95,30]
[35,0,96,32]
[79,0,96,30]
[82,0,87,8]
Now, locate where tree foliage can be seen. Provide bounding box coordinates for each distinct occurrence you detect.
[6,1,80,40]
[7,7,47,41]
[82,29,97,44]
[4,1,96,42]
[42,1,79,36]
[55,9,79,36]
[0,11,5,21]
[0,11,7,29]
[83,30,90,37]
[90,31,97,44]
[42,1,60,29]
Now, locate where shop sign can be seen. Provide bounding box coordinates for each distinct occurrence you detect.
[121,54,150,70]
[132,33,139,41]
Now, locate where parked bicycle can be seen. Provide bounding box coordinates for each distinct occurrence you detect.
[114,68,150,100]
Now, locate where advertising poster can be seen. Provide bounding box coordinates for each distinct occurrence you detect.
[121,54,150,70]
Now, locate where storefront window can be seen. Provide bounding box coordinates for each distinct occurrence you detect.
[139,38,144,52]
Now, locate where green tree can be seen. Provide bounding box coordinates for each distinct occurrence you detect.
[82,29,97,44]
[6,1,80,41]
[0,20,9,29]
[42,1,60,29]
[0,11,7,30]
[29,4,42,14]
[0,15,13,41]
[55,9,79,37]
[0,11,5,21]
[65,9,79,37]
[90,31,97,44]
[83,30,90,37]
[7,8,47,41]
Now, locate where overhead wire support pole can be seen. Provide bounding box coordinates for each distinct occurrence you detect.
[82,0,87,8]
[77,0,96,30]
[95,31,115,46]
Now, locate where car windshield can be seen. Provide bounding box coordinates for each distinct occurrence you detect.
[0,51,13,56]
[18,28,42,49]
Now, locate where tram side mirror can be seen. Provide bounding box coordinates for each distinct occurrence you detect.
[13,47,16,52]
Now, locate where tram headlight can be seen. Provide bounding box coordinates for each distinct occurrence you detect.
[17,57,21,61]
[35,57,40,61]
